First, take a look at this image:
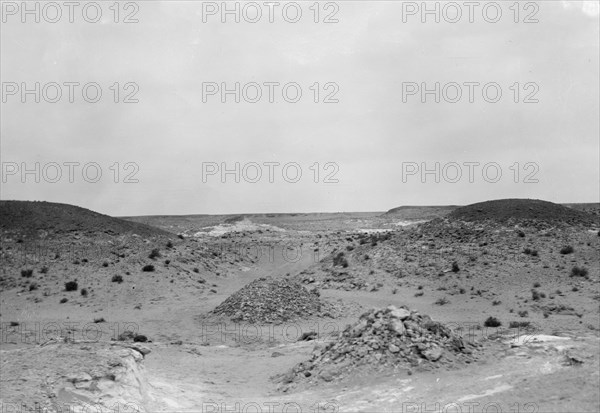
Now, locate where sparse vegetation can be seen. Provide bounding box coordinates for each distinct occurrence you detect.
[492,300,502,306]
[80,288,88,297]
[64,281,78,291]
[21,269,33,278]
[94,317,106,323]
[451,261,460,272]
[560,245,574,255]
[533,282,541,288]
[509,321,530,328]
[434,297,449,306]
[112,275,124,283]
[333,252,349,268]
[570,266,589,278]
[39,266,48,274]
[167,241,173,248]
[149,248,161,259]
[484,316,501,327]
[102,262,109,267]
[142,264,155,272]
[518,310,529,318]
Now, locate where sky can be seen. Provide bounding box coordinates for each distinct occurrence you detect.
[1,0,599,216]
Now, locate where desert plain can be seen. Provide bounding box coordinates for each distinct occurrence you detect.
[0,199,599,412]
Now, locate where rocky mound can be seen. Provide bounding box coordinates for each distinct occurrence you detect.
[448,199,598,227]
[277,306,480,389]
[0,200,170,239]
[210,277,329,324]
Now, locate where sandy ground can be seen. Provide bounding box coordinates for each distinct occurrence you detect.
[1,209,599,412]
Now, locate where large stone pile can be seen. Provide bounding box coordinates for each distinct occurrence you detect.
[277,305,480,388]
[211,277,328,324]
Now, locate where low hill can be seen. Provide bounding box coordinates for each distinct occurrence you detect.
[448,199,598,227]
[0,200,170,239]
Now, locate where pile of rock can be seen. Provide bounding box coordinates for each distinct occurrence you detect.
[277,305,480,389]
[210,277,328,324]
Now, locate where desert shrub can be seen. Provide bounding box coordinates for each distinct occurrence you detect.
[414,291,424,297]
[518,310,529,317]
[29,283,38,291]
[570,266,589,277]
[60,298,68,304]
[102,262,109,267]
[434,297,449,305]
[149,248,161,259]
[21,269,33,278]
[572,286,579,292]
[484,316,501,327]
[509,321,530,328]
[193,268,199,273]
[133,334,148,342]
[451,261,460,272]
[517,230,525,238]
[492,300,502,306]
[39,267,48,274]
[533,282,541,288]
[531,289,541,301]
[178,234,185,240]
[523,248,532,255]
[65,281,78,291]
[333,252,349,268]
[165,260,171,265]
[112,275,124,283]
[346,245,354,251]
[531,250,538,257]
[142,264,155,272]
[94,317,106,323]
[459,288,466,294]
[166,241,173,248]
[560,245,574,255]
[80,288,88,297]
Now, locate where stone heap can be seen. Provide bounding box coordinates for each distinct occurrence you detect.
[278,305,480,388]
[211,277,327,324]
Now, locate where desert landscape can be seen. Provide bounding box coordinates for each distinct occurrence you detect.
[2,1,599,411]
[1,199,598,412]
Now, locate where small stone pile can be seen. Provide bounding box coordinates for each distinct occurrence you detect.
[278,305,479,388]
[211,277,327,324]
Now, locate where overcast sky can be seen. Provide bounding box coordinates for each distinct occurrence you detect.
[1,1,599,216]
